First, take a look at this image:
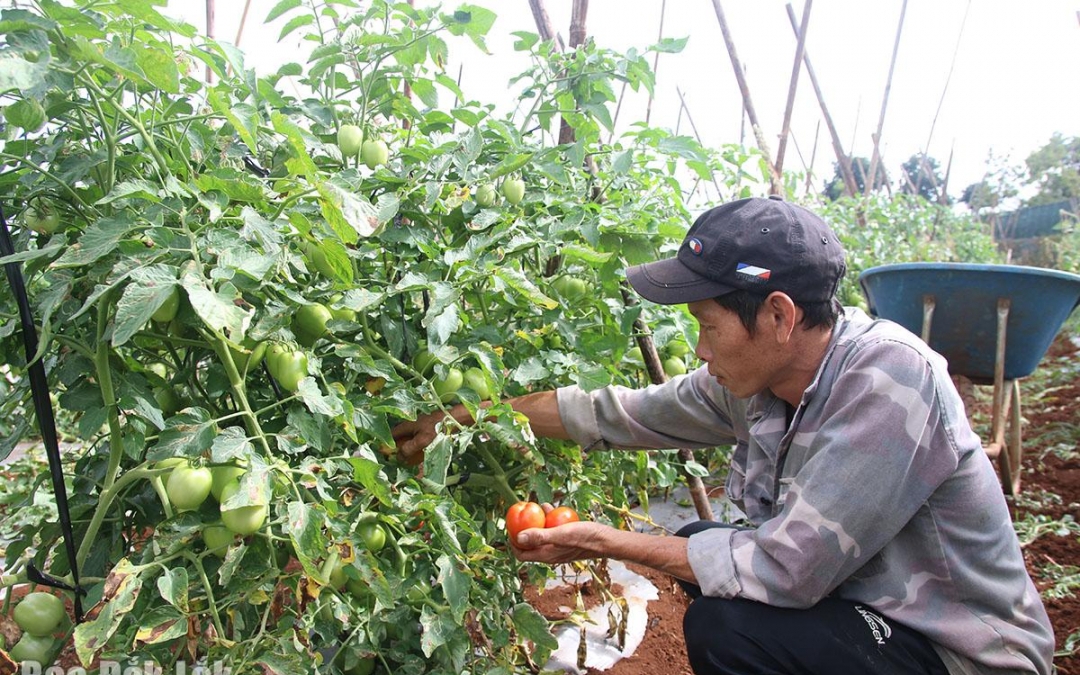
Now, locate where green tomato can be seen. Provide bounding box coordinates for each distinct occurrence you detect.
[433,367,463,403]
[267,348,308,392]
[662,356,688,377]
[146,362,169,380]
[210,465,247,501]
[475,183,497,207]
[13,592,65,637]
[501,177,525,205]
[412,347,437,375]
[152,287,181,323]
[337,124,364,157]
[154,386,183,417]
[202,524,235,557]
[219,479,268,535]
[328,558,348,590]
[357,522,387,553]
[361,139,389,169]
[462,367,491,401]
[345,576,368,600]
[230,339,266,374]
[626,346,644,365]
[166,465,213,511]
[304,241,336,279]
[293,303,333,345]
[552,276,588,301]
[667,339,691,358]
[9,632,54,665]
[22,200,61,234]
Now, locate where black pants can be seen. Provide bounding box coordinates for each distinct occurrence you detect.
[675,521,949,675]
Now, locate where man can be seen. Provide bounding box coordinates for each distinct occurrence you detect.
[392,196,1054,675]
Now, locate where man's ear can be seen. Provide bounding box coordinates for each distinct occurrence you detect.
[762,292,797,344]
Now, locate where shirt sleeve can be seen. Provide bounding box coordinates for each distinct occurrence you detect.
[556,365,742,451]
[689,338,965,606]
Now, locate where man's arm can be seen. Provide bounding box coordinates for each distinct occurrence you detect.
[391,390,570,462]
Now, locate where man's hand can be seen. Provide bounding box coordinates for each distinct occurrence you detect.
[511,520,610,565]
[391,409,455,464]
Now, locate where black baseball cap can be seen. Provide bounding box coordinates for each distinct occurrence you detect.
[626,196,846,305]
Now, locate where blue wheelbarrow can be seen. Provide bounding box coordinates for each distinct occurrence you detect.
[858,262,1080,495]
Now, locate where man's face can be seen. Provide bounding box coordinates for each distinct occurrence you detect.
[687,298,781,399]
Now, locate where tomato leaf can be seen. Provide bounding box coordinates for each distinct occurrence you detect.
[287,501,328,580]
[511,603,559,652]
[436,554,469,623]
[421,433,453,490]
[156,567,190,613]
[147,408,217,461]
[348,456,392,507]
[494,267,559,310]
[134,606,187,646]
[112,266,178,347]
[419,603,458,657]
[318,180,382,241]
[180,265,253,341]
[74,558,144,666]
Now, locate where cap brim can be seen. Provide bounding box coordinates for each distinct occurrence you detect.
[626,257,736,305]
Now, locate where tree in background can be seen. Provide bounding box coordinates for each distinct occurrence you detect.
[823,156,889,201]
[1024,132,1080,206]
[899,153,946,202]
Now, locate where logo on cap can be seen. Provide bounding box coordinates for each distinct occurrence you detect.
[687,238,703,255]
[736,263,771,283]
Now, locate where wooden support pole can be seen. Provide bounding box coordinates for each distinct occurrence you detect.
[645,0,668,126]
[527,0,559,47]
[709,0,783,196]
[776,0,812,177]
[205,0,215,84]
[864,0,908,196]
[785,3,858,198]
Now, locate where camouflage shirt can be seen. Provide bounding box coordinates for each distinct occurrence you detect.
[556,308,1054,675]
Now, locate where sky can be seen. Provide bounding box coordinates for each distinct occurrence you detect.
[170,1,1080,199]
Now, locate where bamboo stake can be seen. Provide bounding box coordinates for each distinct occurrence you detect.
[677,87,724,200]
[784,3,857,198]
[804,120,821,196]
[527,0,559,48]
[708,0,783,196]
[558,0,590,146]
[205,0,215,84]
[620,289,716,522]
[775,0,812,177]
[645,0,668,126]
[233,0,252,47]
[864,0,908,196]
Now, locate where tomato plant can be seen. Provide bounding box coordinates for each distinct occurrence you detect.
[13,592,65,637]
[0,0,773,670]
[506,501,546,546]
[544,506,580,528]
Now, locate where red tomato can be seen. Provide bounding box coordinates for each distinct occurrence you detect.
[545,506,580,528]
[505,501,545,546]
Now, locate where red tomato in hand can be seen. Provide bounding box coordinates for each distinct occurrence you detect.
[544,506,580,528]
[506,501,545,546]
